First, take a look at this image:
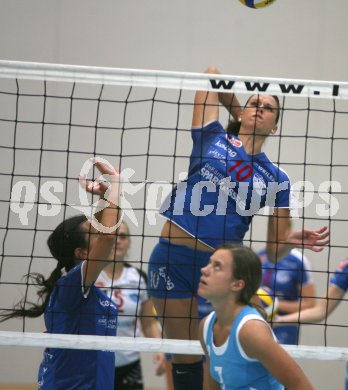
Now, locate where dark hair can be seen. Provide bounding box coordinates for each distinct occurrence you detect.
[226,119,241,136]
[47,214,88,271]
[0,214,88,322]
[270,95,281,124]
[214,243,262,305]
[226,95,281,137]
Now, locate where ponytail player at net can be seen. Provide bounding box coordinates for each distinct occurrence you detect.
[0,160,123,390]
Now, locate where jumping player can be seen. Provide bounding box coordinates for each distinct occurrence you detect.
[147,66,329,390]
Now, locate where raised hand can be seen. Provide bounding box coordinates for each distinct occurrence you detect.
[288,226,329,252]
[79,158,122,204]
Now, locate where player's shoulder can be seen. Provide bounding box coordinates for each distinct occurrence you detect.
[288,248,307,260]
[290,248,310,261]
[336,258,348,272]
[257,248,268,263]
[124,262,148,284]
[273,163,290,182]
[261,155,290,182]
[191,120,224,143]
[285,249,311,270]
[59,261,83,285]
[238,312,270,343]
[201,311,216,343]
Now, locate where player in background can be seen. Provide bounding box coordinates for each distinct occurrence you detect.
[275,258,348,389]
[96,220,166,390]
[259,220,316,344]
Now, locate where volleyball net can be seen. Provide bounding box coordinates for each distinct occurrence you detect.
[0,60,348,361]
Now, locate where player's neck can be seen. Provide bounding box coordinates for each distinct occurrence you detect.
[214,300,244,327]
[213,303,244,346]
[238,133,265,155]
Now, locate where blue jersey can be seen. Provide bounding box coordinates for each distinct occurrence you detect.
[259,248,313,344]
[330,258,348,293]
[198,295,213,321]
[161,120,292,248]
[330,259,348,390]
[38,262,118,390]
[96,265,148,367]
[203,306,283,389]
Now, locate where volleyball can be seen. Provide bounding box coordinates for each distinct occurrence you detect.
[239,0,276,9]
[257,286,279,320]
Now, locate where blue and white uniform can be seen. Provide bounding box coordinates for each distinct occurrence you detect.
[203,306,284,389]
[161,121,292,248]
[330,258,348,390]
[38,262,118,390]
[148,120,293,298]
[97,264,148,390]
[259,248,313,344]
[330,258,348,293]
[96,265,148,367]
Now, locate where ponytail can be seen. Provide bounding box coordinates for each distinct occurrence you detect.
[0,215,87,322]
[226,119,241,136]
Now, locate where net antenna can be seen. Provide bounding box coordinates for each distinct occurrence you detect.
[0,60,348,362]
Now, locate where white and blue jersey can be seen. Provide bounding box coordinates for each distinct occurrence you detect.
[203,306,283,389]
[259,248,313,345]
[330,259,348,390]
[96,265,148,367]
[330,258,348,293]
[38,262,118,390]
[160,120,292,248]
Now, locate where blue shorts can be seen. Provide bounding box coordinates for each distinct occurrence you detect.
[273,324,300,345]
[147,238,211,299]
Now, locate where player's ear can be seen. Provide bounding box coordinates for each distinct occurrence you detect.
[231,279,245,292]
[74,247,88,260]
[270,125,278,135]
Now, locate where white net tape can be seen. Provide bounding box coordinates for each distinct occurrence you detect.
[0,331,347,361]
[1,59,348,98]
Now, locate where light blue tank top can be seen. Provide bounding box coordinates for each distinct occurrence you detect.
[203,306,284,389]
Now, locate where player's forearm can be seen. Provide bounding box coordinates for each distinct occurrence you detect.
[266,213,292,262]
[143,321,162,339]
[279,305,325,324]
[218,92,242,121]
[204,66,241,121]
[278,298,315,314]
